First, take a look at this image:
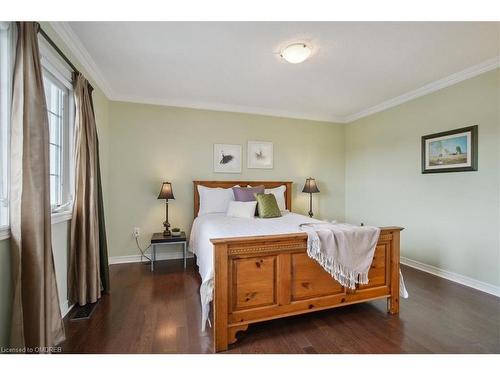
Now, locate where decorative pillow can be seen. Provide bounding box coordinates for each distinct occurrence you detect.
[197,185,239,215]
[255,193,282,218]
[226,201,258,219]
[264,185,286,211]
[232,185,265,202]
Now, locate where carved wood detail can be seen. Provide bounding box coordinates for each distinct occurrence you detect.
[228,325,249,345]
[379,234,393,241]
[229,242,305,256]
[212,228,403,352]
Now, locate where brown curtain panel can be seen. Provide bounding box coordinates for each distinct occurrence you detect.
[9,22,65,349]
[69,73,109,306]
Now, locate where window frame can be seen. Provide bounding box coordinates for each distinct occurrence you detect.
[0,22,14,239]
[0,27,76,241]
[43,68,72,211]
[39,35,75,219]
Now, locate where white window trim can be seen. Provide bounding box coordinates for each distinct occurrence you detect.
[51,210,73,225]
[39,33,75,219]
[0,209,73,240]
[44,69,74,209]
[38,37,73,87]
[1,210,73,240]
[0,22,14,232]
[0,31,76,242]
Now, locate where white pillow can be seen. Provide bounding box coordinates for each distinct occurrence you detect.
[265,185,286,211]
[197,185,239,215]
[226,201,257,219]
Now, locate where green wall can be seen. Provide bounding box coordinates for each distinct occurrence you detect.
[107,102,345,258]
[345,69,500,287]
[0,239,10,348]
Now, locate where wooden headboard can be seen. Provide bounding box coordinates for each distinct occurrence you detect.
[193,181,293,218]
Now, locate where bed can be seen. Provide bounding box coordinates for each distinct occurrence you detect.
[190,180,403,352]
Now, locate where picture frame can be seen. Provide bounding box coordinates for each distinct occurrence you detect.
[247,141,273,169]
[213,144,242,173]
[421,125,478,174]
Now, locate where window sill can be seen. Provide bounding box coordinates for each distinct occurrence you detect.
[0,210,72,241]
[51,210,73,225]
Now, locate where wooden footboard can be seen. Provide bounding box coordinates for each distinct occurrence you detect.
[211,227,403,352]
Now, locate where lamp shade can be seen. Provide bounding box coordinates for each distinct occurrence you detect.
[302,178,320,194]
[158,182,175,199]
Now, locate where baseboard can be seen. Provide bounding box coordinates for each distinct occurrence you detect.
[109,250,193,265]
[108,252,500,296]
[400,256,500,297]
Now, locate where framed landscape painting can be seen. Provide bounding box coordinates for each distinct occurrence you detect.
[213,144,242,173]
[421,125,478,174]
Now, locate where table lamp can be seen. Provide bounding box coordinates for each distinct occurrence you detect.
[302,178,320,218]
[158,182,175,236]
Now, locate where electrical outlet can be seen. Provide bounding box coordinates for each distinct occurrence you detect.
[133,227,140,238]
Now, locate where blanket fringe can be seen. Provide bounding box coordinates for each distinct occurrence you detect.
[306,234,368,290]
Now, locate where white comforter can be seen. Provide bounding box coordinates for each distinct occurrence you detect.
[189,212,323,331]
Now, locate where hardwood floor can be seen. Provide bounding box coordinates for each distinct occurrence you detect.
[60,259,500,354]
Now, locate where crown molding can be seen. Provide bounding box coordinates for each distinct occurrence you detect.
[45,23,499,124]
[48,22,115,99]
[343,56,500,123]
[90,56,500,124]
[112,94,347,123]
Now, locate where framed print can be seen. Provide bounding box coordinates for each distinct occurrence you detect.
[247,141,273,169]
[421,125,478,174]
[213,144,242,173]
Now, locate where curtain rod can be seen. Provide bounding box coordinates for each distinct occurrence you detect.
[36,23,94,91]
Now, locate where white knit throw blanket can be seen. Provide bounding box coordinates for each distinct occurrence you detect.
[299,222,381,289]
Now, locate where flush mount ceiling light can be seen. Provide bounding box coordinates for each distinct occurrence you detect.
[280,43,312,64]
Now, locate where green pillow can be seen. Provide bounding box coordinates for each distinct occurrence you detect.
[255,193,282,218]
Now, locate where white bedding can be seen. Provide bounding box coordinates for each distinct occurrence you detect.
[189,211,323,331]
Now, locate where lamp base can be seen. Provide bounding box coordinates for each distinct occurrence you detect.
[163,219,171,237]
[308,193,314,218]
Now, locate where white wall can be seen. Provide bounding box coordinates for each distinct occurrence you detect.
[345,69,500,288]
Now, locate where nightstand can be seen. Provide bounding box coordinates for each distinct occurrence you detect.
[150,232,187,271]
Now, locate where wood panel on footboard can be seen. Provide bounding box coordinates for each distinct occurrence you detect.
[211,227,403,352]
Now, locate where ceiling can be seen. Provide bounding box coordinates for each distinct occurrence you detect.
[59,22,499,123]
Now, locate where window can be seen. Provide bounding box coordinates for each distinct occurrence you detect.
[0,22,13,230]
[0,25,75,238]
[39,37,75,213]
[43,71,71,210]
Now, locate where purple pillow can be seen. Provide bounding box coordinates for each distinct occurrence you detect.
[232,185,265,202]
